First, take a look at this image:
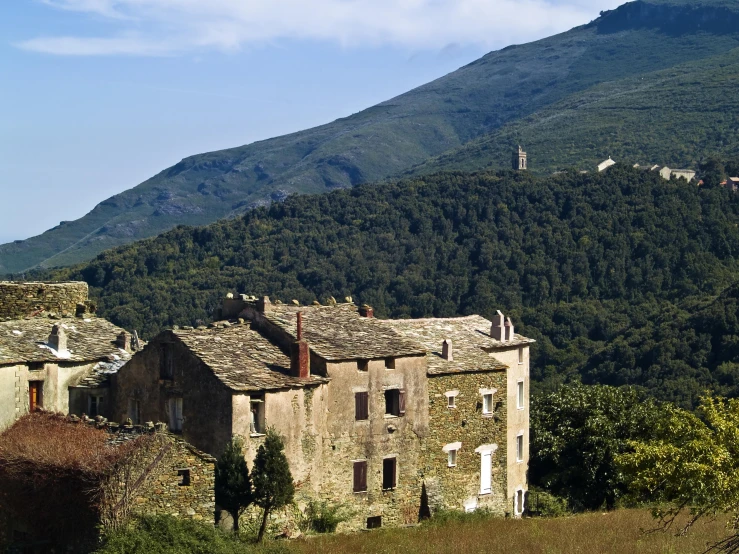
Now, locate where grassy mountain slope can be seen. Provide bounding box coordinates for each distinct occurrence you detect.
[41,166,739,407]
[5,0,739,273]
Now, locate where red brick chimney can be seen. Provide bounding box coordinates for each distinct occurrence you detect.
[291,312,309,378]
[359,304,374,318]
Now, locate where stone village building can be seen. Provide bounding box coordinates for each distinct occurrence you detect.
[0,281,138,431]
[0,412,215,553]
[112,296,533,530]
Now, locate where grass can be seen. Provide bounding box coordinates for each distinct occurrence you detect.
[290,509,728,554]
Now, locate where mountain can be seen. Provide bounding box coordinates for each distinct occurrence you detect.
[4,0,739,274]
[39,165,739,407]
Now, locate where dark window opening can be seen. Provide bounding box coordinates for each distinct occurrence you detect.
[357,359,369,372]
[355,392,369,421]
[178,469,191,486]
[250,397,265,435]
[89,395,103,418]
[29,381,43,412]
[28,362,43,372]
[384,389,405,417]
[366,516,382,529]
[384,358,395,369]
[353,461,367,492]
[160,344,174,380]
[382,457,397,490]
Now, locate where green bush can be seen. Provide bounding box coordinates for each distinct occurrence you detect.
[301,501,351,534]
[527,489,570,518]
[426,508,494,526]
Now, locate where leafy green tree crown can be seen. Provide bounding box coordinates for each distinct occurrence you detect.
[251,429,295,511]
[214,436,252,517]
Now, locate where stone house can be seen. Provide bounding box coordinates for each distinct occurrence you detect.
[0,412,215,553]
[0,281,136,430]
[112,297,533,530]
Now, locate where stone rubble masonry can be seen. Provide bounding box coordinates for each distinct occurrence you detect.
[0,281,89,320]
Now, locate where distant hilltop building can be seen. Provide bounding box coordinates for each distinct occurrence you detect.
[513,146,527,170]
[597,157,616,172]
[633,164,696,182]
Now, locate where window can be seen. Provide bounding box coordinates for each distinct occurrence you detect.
[178,469,191,486]
[28,362,43,372]
[517,381,524,410]
[445,390,459,409]
[384,358,395,370]
[355,391,369,421]
[480,451,492,494]
[168,397,183,432]
[518,347,524,364]
[515,489,525,515]
[357,359,369,372]
[250,397,265,435]
[353,461,367,492]
[366,516,382,529]
[160,344,174,380]
[127,398,140,425]
[384,389,405,417]
[516,433,524,462]
[382,457,397,490]
[88,394,103,418]
[482,393,493,415]
[28,381,43,412]
[448,450,457,467]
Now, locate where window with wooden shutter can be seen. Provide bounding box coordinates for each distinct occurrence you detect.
[355,392,369,420]
[382,457,397,490]
[398,389,406,415]
[29,381,42,412]
[353,461,367,492]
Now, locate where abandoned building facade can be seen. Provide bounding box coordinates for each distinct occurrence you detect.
[112,295,533,530]
[0,282,136,431]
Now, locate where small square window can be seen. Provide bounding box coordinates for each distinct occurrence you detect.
[177,469,191,486]
[366,516,382,529]
[384,358,395,370]
[448,450,457,467]
[516,434,524,462]
[447,395,456,409]
[357,359,369,372]
[482,393,493,415]
[385,389,406,417]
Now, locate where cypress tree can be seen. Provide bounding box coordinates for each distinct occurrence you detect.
[214,436,252,533]
[251,429,294,542]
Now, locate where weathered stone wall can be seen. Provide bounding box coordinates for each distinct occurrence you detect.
[423,370,509,516]
[0,282,88,320]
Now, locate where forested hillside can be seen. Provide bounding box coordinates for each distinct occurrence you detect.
[5,0,739,273]
[41,165,739,407]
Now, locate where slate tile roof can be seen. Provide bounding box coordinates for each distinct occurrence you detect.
[172,324,328,392]
[0,317,131,367]
[386,315,533,375]
[263,304,426,361]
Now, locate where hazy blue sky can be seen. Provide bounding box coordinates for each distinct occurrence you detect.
[0,0,621,245]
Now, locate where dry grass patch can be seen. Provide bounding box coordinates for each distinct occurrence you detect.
[292,509,728,554]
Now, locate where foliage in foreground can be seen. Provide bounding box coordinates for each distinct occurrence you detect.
[215,436,252,533]
[94,516,289,554]
[252,430,295,542]
[619,395,739,553]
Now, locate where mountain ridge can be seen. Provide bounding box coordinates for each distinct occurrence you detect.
[4,0,739,274]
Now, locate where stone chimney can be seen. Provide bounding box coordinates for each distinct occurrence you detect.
[257,296,272,313]
[115,331,131,351]
[49,324,68,354]
[442,339,453,361]
[290,312,310,379]
[505,317,515,342]
[359,304,374,318]
[491,310,506,342]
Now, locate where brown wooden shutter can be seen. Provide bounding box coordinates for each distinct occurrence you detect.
[355,392,368,420]
[391,458,397,488]
[354,461,367,492]
[399,389,406,415]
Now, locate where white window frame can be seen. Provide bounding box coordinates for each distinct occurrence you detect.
[517,380,525,410]
[479,388,497,416]
[475,444,497,495]
[518,347,524,364]
[445,390,459,409]
[516,432,524,462]
[514,488,525,515]
[443,442,462,467]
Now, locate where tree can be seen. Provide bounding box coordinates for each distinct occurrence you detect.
[214,436,252,533]
[530,384,665,511]
[251,429,295,542]
[618,395,739,553]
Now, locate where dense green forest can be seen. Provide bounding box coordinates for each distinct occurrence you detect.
[6,0,739,273]
[36,163,739,407]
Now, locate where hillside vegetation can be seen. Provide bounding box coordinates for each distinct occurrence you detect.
[42,165,739,407]
[6,0,739,272]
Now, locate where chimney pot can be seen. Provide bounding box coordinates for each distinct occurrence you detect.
[291,312,309,379]
[505,317,515,342]
[115,331,131,352]
[297,312,303,341]
[491,310,506,341]
[359,305,374,318]
[257,296,272,312]
[49,324,68,354]
[442,339,453,361]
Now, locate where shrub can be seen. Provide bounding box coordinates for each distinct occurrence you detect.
[526,488,570,518]
[301,501,351,534]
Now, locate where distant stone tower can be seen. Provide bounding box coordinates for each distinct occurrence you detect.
[513,145,527,170]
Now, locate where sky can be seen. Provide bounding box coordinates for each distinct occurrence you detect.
[0,0,623,245]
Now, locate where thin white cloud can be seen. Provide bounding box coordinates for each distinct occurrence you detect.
[18,0,625,56]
